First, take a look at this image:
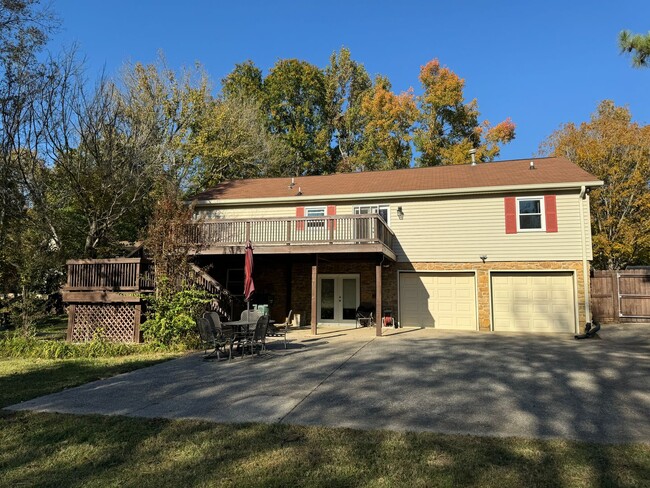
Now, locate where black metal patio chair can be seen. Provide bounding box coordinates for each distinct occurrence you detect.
[197,317,232,361]
[240,315,269,356]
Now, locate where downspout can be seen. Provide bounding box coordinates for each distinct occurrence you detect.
[579,186,591,327]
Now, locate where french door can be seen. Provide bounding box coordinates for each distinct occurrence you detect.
[317,274,360,324]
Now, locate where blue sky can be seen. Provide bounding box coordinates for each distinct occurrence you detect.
[51,0,649,161]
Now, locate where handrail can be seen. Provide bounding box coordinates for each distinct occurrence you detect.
[186,214,395,249]
[64,258,153,292]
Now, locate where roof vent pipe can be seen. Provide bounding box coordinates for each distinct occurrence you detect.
[469,148,477,166]
[530,161,536,170]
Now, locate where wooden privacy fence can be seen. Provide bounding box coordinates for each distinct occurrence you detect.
[591,269,650,323]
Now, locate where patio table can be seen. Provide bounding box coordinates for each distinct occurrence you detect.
[223,318,275,356]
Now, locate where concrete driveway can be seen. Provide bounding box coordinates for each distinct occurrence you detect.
[7,324,650,443]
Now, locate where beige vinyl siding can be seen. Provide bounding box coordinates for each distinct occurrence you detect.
[195,204,356,220]
[195,190,589,263]
[195,204,296,220]
[387,190,587,262]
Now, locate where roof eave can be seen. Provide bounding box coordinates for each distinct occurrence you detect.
[191,180,604,207]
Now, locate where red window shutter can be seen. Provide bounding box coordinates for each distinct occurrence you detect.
[545,195,558,232]
[296,206,305,231]
[327,205,336,230]
[504,197,517,234]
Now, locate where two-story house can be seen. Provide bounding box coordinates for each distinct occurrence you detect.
[189,157,603,335]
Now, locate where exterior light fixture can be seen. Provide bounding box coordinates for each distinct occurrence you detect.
[480,255,487,263]
[397,206,404,220]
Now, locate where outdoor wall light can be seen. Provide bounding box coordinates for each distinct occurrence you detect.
[397,206,404,220]
[480,255,487,263]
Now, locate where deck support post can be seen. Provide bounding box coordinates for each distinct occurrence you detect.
[66,304,76,342]
[133,304,142,343]
[311,264,318,335]
[376,265,382,337]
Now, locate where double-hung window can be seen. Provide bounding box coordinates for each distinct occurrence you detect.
[306,206,326,228]
[517,197,545,231]
[354,204,390,225]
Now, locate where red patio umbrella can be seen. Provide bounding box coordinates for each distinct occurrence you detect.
[244,240,255,303]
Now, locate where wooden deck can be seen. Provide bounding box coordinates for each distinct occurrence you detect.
[185,214,396,260]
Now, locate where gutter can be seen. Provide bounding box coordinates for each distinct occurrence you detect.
[192,180,604,207]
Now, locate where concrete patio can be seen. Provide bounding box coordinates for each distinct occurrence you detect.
[7,324,650,443]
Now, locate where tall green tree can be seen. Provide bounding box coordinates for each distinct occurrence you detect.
[414,59,515,166]
[221,60,264,101]
[120,56,212,192]
[0,0,62,295]
[619,30,650,68]
[263,59,330,176]
[541,100,650,269]
[188,95,291,189]
[324,48,372,170]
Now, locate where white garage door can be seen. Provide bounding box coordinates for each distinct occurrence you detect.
[399,272,477,329]
[491,272,576,332]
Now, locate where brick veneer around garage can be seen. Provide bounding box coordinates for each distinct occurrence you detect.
[382,260,587,331]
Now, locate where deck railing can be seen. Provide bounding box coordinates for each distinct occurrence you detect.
[186,214,395,250]
[65,258,154,291]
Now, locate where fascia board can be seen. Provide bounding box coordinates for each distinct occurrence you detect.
[191,180,604,207]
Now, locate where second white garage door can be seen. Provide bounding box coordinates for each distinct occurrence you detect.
[399,272,477,329]
[491,272,576,333]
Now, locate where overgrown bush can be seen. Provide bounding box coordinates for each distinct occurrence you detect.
[141,286,210,347]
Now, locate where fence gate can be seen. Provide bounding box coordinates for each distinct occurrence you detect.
[591,269,650,322]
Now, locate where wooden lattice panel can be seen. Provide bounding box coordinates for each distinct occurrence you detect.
[71,303,136,343]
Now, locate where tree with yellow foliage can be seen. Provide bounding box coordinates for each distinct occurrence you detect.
[541,100,650,269]
[414,59,515,166]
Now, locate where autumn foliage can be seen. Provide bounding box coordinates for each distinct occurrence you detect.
[219,51,516,175]
[542,100,650,269]
[414,59,516,166]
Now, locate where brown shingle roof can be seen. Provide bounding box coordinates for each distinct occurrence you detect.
[192,157,601,201]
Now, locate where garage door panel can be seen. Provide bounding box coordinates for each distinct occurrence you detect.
[492,272,575,333]
[400,273,477,330]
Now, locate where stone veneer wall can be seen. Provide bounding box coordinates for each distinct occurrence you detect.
[381,260,587,331]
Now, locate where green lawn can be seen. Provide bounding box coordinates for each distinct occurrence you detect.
[0,350,648,487]
[0,411,647,488]
[32,314,69,340]
[0,355,179,408]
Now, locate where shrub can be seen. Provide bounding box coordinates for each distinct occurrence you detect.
[141,287,210,347]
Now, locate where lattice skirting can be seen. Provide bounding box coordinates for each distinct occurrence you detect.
[70,303,138,343]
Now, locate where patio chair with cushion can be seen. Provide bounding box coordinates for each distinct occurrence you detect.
[197,317,232,361]
[267,310,292,349]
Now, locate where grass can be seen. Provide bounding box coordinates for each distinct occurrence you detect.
[32,314,69,340]
[0,326,647,487]
[0,354,179,409]
[0,412,648,488]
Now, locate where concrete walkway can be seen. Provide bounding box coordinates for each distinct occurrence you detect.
[7,324,650,443]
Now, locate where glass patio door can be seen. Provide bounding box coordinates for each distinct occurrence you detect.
[317,274,359,324]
